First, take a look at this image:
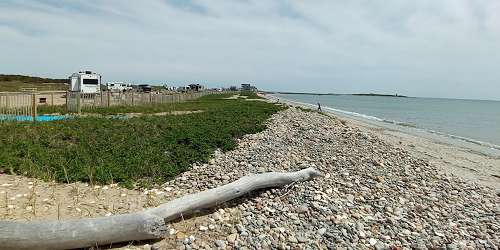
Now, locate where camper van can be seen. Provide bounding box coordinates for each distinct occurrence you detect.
[106,82,132,92]
[69,71,101,93]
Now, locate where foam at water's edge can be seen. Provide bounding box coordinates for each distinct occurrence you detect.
[270,95,500,152]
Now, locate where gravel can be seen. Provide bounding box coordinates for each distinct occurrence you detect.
[157,107,499,249]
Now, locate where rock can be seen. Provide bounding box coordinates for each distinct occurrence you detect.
[288,235,298,243]
[346,194,355,203]
[199,225,208,231]
[296,205,309,213]
[215,240,226,248]
[227,233,237,244]
[317,228,327,236]
[148,107,500,249]
[236,224,246,233]
[176,232,186,240]
[297,236,307,243]
[213,212,223,221]
[374,242,388,250]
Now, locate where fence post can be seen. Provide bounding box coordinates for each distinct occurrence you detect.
[107,91,111,107]
[31,93,37,122]
[149,92,152,104]
[100,92,104,107]
[51,93,54,106]
[77,92,81,113]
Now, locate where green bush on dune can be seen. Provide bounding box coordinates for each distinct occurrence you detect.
[0,94,284,187]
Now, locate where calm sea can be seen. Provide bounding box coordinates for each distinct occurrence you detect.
[273,93,500,155]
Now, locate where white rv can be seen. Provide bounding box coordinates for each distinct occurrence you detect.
[69,71,101,93]
[106,82,132,92]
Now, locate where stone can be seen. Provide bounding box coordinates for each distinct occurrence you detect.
[227,233,237,244]
[215,240,226,248]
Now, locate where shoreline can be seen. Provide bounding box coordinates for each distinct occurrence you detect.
[267,94,500,193]
[1,95,499,249]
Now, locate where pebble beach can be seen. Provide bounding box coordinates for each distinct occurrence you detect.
[1,105,499,249]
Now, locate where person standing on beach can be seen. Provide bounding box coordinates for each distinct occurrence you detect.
[317,102,322,112]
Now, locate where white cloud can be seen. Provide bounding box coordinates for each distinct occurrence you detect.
[0,0,499,99]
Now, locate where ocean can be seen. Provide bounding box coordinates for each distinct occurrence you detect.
[273,93,500,156]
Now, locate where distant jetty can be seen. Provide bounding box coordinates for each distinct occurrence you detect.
[265,91,409,98]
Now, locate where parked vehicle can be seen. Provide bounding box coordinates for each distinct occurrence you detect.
[138,84,152,93]
[68,71,101,93]
[106,82,132,92]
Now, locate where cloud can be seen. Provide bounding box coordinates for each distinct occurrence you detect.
[0,0,499,100]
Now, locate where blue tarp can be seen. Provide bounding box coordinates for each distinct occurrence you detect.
[0,115,71,122]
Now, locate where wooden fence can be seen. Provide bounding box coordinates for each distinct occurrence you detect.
[66,91,218,113]
[0,92,37,121]
[1,90,226,121]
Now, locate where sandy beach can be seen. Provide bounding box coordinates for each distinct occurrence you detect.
[1,99,499,249]
[273,96,500,193]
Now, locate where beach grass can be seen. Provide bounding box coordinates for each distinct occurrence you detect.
[0,94,284,187]
[239,91,264,99]
[37,93,236,115]
[0,74,67,92]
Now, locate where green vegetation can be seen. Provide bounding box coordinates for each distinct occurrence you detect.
[37,93,237,115]
[0,74,67,92]
[239,91,263,99]
[0,94,284,187]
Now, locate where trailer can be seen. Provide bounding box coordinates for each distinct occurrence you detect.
[69,71,101,93]
[106,82,132,92]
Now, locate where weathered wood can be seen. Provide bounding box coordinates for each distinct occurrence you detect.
[0,167,322,250]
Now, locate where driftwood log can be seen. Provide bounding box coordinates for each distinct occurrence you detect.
[0,167,322,250]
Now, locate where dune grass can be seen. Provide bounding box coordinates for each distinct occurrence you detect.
[0,74,67,92]
[239,91,263,99]
[0,94,284,187]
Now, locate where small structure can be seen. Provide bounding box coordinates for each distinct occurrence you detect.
[106,82,132,92]
[241,83,257,91]
[163,84,176,91]
[188,84,204,92]
[69,71,101,93]
[137,84,152,93]
[177,86,190,92]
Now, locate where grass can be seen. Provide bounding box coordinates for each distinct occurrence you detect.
[239,91,263,99]
[37,93,237,115]
[0,74,67,92]
[0,81,67,92]
[0,94,284,188]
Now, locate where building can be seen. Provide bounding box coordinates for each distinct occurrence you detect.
[241,83,257,91]
[188,84,204,91]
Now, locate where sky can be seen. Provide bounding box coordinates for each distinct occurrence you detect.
[1,0,499,100]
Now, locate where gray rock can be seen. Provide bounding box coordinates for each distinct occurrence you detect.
[215,240,226,248]
[318,228,327,236]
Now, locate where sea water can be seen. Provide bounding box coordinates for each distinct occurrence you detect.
[273,93,500,156]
